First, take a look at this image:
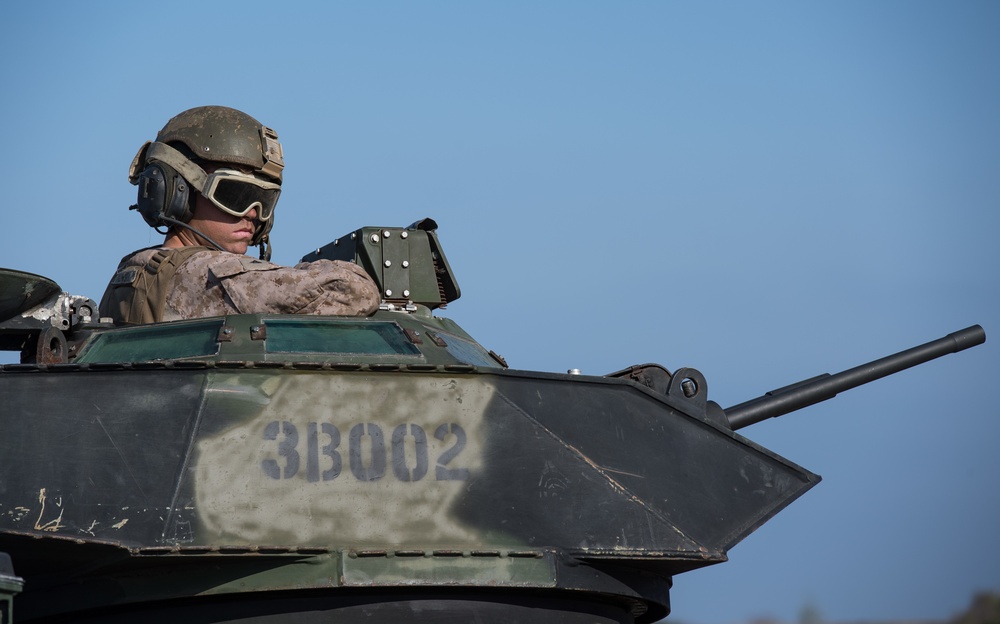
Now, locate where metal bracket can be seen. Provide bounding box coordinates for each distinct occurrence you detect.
[217,326,235,342]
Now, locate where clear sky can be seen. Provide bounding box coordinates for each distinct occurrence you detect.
[2,2,998,622]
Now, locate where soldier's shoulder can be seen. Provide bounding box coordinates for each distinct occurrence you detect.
[186,251,280,279]
[116,246,163,266]
[118,245,219,265]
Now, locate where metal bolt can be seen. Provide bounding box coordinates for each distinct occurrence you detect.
[402,260,409,268]
[401,231,408,239]
[681,379,698,398]
[370,234,379,243]
[351,232,357,240]
[222,328,233,335]
[203,146,210,152]
[384,260,392,267]
[568,368,582,375]
[403,290,410,297]
[383,230,391,238]
[251,326,262,333]
[385,289,393,297]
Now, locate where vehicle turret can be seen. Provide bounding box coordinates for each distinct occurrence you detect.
[0,220,986,623]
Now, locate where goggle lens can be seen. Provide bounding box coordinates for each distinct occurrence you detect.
[204,170,280,221]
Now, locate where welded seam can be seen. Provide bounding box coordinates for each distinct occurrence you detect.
[160,372,213,544]
[493,390,709,554]
[93,408,149,503]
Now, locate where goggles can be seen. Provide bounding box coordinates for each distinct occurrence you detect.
[202,169,281,222]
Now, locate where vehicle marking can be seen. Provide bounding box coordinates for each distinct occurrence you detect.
[263,421,470,483]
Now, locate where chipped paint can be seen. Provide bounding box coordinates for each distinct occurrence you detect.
[33,488,65,532]
[26,306,53,321]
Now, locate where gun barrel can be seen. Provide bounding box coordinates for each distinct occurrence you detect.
[725,325,986,430]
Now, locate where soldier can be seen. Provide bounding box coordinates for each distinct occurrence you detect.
[99,106,380,324]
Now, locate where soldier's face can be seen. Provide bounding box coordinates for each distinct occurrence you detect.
[189,193,259,254]
[186,163,261,254]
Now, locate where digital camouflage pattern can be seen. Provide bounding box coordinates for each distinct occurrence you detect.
[99,247,379,324]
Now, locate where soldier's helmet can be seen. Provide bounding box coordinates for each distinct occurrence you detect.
[129,106,284,253]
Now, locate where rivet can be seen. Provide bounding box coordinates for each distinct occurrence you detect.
[222,328,233,335]
[385,289,393,297]
[383,230,391,238]
[402,260,409,268]
[203,146,210,152]
[401,231,408,239]
[384,260,392,267]
[568,369,582,375]
[403,290,410,297]
[351,232,357,240]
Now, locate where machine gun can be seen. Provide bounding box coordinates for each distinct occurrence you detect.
[724,324,986,429]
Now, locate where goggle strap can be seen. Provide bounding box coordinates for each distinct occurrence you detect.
[144,142,210,193]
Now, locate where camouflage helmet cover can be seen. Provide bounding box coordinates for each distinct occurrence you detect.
[155,106,284,184]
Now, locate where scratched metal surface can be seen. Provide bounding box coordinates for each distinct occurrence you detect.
[0,365,815,565]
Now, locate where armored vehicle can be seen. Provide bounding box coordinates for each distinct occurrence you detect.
[0,220,986,623]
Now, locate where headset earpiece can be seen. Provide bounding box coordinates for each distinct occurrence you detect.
[133,161,192,228]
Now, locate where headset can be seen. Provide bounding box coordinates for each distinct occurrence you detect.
[132,163,192,229]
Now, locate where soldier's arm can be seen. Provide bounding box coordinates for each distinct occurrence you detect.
[174,253,381,317]
[284,259,381,316]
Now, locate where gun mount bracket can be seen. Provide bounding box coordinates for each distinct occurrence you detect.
[667,368,706,405]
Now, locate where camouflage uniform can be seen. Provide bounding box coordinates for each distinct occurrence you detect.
[100,247,380,325]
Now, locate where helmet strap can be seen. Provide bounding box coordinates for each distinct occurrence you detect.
[258,235,272,261]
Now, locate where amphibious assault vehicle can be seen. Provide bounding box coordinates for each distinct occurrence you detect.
[0,219,986,623]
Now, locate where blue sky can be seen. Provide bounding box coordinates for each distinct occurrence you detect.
[2,2,998,622]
